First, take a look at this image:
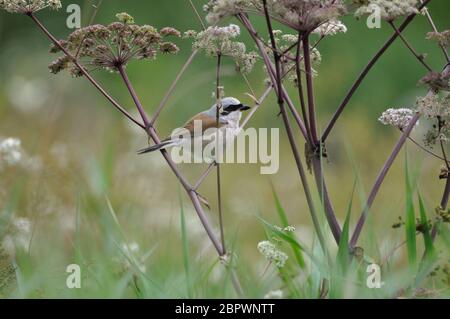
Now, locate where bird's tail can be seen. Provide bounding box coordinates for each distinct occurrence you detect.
[137,139,179,154]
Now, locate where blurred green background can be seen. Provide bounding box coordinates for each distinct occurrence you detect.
[0,0,449,298]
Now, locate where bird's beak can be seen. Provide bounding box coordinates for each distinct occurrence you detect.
[240,105,251,111]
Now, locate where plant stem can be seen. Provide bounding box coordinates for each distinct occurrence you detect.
[350,113,421,247]
[311,155,342,244]
[238,13,311,145]
[117,65,224,249]
[420,1,450,62]
[302,35,319,145]
[215,53,226,254]
[29,10,245,296]
[389,21,432,72]
[321,0,431,143]
[150,50,198,125]
[295,32,311,137]
[260,2,328,252]
[28,13,144,129]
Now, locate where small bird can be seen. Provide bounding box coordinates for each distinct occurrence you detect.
[138,97,250,161]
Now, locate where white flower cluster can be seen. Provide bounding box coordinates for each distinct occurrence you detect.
[0,0,61,13]
[0,138,22,169]
[378,108,416,130]
[354,0,419,21]
[0,137,42,172]
[257,240,288,268]
[264,289,283,299]
[204,0,251,24]
[119,241,147,273]
[185,24,259,74]
[313,20,347,36]
[416,92,450,119]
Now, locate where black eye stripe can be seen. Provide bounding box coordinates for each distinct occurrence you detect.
[223,104,243,112]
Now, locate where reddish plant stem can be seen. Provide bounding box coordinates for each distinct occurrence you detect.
[260,2,328,251]
[28,13,144,129]
[295,33,311,138]
[302,35,319,145]
[389,21,432,72]
[321,0,432,143]
[31,12,226,260]
[116,64,225,256]
[350,113,421,247]
[215,53,226,254]
[238,13,312,146]
[150,50,198,125]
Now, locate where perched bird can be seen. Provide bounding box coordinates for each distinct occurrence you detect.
[138,97,250,161]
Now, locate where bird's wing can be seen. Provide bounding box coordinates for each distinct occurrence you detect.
[181,113,228,137]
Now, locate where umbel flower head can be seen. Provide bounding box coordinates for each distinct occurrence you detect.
[185,24,258,74]
[426,30,450,49]
[204,0,346,32]
[49,13,180,76]
[378,108,416,130]
[257,240,288,268]
[354,0,419,21]
[0,0,61,14]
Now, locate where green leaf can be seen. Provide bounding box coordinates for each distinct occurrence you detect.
[417,192,434,258]
[271,188,305,268]
[404,154,417,268]
[179,190,193,298]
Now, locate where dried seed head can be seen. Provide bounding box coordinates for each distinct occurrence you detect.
[204,0,346,31]
[48,13,179,76]
[160,27,181,37]
[426,30,450,48]
[0,0,61,13]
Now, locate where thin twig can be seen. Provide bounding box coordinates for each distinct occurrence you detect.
[389,21,432,72]
[188,0,206,30]
[150,50,198,125]
[420,1,450,62]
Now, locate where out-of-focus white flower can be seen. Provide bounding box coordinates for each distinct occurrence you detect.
[313,20,347,36]
[119,241,146,273]
[0,138,22,169]
[283,226,295,232]
[0,137,42,172]
[378,108,417,130]
[264,289,283,299]
[257,240,288,268]
[6,76,50,113]
[2,217,32,255]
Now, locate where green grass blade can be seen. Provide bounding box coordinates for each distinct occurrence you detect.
[417,192,434,258]
[178,190,193,298]
[271,187,305,268]
[404,153,417,268]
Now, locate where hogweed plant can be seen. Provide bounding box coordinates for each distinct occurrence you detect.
[0,0,449,298]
